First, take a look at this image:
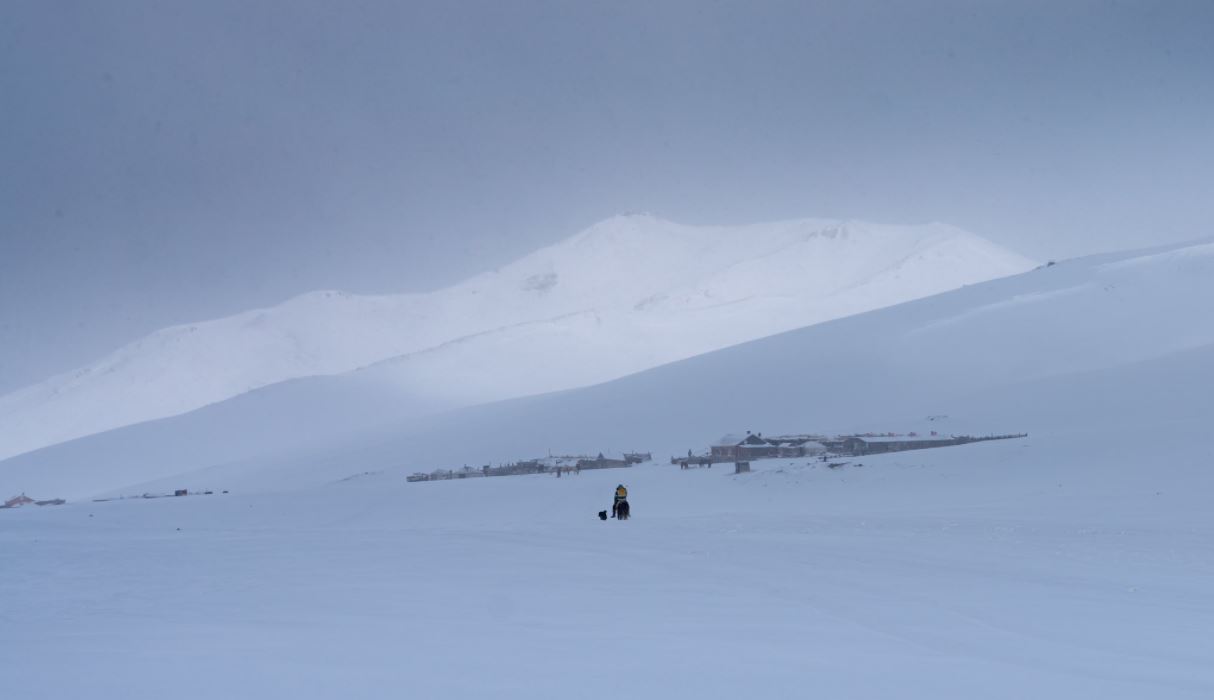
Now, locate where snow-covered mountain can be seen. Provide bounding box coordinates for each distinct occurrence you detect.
[6,239,1214,699]
[0,214,1034,463]
[4,237,1211,499]
[178,236,1208,493]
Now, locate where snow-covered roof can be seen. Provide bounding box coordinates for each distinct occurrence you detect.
[714,434,750,446]
[536,457,581,467]
[852,436,952,444]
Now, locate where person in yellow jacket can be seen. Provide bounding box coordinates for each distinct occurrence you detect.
[612,484,628,518]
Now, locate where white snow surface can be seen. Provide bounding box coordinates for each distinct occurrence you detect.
[3,436,1212,698]
[0,215,1033,462]
[3,238,1214,698]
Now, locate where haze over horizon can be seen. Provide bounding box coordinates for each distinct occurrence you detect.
[5,6,1214,696]
[3,0,1213,392]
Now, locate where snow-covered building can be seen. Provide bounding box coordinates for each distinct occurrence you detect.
[3,494,35,508]
[711,433,828,461]
[767,436,827,457]
[841,436,959,455]
[576,453,631,470]
[789,440,826,457]
[711,433,776,461]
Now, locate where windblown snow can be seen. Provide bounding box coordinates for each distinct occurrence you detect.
[0,215,1034,462]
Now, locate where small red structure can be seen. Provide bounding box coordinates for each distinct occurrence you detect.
[4,494,36,508]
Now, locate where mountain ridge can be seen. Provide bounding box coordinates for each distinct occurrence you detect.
[0,215,1034,463]
[6,237,1213,498]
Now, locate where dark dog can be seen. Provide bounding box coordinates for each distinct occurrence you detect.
[598,510,608,521]
[615,500,630,520]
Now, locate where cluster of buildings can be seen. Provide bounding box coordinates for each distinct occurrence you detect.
[706,431,1027,461]
[401,427,1027,485]
[708,433,829,461]
[90,489,223,503]
[2,493,65,509]
[408,452,651,483]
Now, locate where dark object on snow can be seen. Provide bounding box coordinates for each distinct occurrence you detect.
[735,461,751,474]
[3,494,35,508]
[614,500,630,520]
[1,494,64,508]
[598,510,608,521]
[174,489,188,497]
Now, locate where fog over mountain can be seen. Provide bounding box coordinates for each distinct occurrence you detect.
[5,4,1214,696]
[3,1,1213,392]
[4,234,1205,500]
[0,215,1033,463]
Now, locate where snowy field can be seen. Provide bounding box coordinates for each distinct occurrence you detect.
[5,239,1214,698]
[5,434,1212,699]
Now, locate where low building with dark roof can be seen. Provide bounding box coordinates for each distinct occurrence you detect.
[840,436,961,455]
[711,433,778,461]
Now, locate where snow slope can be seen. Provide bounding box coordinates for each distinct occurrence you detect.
[2,239,1208,501]
[87,237,1212,497]
[3,240,1213,699]
[0,215,1033,462]
[2,392,1211,698]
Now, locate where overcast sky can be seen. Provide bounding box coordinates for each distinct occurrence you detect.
[2,0,1212,392]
